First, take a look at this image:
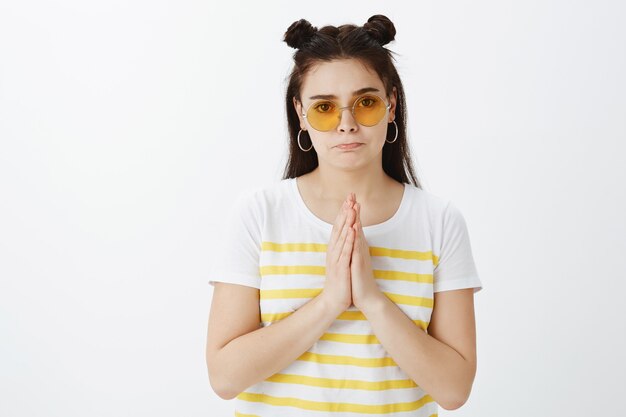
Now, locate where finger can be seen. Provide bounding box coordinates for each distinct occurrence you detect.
[354,202,363,240]
[332,206,355,264]
[356,202,364,239]
[357,217,368,254]
[344,205,356,232]
[340,219,355,265]
[351,222,359,259]
[329,199,350,252]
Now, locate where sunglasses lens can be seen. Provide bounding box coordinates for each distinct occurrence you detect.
[306,94,388,131]
[307,101,339,131]
[353,95,387,126]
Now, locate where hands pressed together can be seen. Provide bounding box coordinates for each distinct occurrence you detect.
[322,193,384,313]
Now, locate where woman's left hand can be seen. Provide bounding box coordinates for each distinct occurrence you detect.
[349,198,384,311]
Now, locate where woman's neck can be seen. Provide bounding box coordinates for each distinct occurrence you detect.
[304,164,395,203]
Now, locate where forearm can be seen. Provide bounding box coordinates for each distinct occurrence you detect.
[215,294,343,400]
[360,294,474,410]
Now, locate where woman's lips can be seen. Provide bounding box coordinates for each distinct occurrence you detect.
[336,143,363,150]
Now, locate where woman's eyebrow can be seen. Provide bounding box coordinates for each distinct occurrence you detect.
[308,87,380,100]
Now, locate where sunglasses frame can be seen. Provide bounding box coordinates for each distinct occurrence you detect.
[301,93,391,132]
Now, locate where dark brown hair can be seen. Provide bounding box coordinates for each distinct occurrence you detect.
[281,14,421,188]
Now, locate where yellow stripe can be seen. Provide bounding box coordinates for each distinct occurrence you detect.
[374,269,433,284]
[259,265,433,284]
[255,327,426,346]
[368,246,433,261]
[338,310,369,320]
[319,332,380,344]
[260,265,326,275]
[261,241,328,252]
[235,391,435,414]
[261,311,292,321]
[260,288,322,299]
[260,288,433,308]
[234,410,434,417]
[385,292,434,308]
[260,265,433,285]
[296,351,397,367]
[261,310,429,330]
[265,373,418,390]
[235,409,436,417]
[262,241,437,261]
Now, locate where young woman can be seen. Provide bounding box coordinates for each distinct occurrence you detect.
[206,14,483,417]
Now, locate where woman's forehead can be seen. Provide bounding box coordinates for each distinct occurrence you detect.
[302,60,384,99]
[306,86,383,101]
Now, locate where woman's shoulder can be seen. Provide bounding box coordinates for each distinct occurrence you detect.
[404,182,451,214]
[232,178,295,212]
[405,184,473,236]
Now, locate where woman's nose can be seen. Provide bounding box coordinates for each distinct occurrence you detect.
[337,107,358,131]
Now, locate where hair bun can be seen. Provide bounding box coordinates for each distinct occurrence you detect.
[283,19,318,49]
[363,14,396,46]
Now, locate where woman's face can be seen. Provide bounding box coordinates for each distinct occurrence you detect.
[293,59,397,170]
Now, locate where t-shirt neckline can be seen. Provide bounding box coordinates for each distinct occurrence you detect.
[289,177,409,234]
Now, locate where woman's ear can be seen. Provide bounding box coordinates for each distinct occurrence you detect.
[389,86,397,122]
[293,97,306,130]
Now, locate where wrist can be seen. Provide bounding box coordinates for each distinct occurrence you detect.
[318,293,349,318]
[357,292,388,317]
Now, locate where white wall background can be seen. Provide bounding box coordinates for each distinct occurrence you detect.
[1,1,625,416]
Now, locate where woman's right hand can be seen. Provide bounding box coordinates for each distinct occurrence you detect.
[321,194,356,313]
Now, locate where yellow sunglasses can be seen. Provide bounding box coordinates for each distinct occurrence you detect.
[301,94,391,132]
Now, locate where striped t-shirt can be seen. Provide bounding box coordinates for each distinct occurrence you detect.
[208,177,483,417]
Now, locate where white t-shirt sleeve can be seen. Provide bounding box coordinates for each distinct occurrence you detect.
[433,200,483,293]
[208,189,262,289]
